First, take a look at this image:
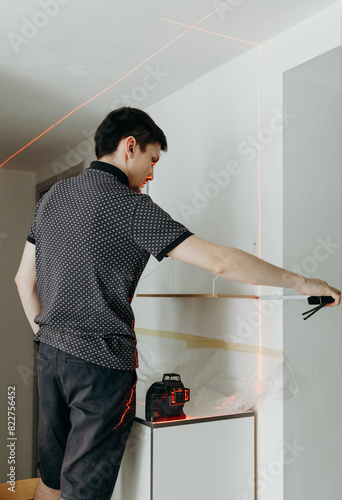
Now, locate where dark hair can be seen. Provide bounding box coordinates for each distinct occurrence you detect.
[94,107,167,159]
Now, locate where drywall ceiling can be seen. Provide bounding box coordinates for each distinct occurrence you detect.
[1,0,340,171]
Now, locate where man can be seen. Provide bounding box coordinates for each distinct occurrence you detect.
[15,107,340,500]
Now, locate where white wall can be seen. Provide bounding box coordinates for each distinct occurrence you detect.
[283,47,341,499]
[0,168,37,482]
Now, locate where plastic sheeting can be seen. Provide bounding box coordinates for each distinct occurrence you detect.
[135,334,300,419]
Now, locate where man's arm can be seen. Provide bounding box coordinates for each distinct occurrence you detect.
[168,235,341,305]
[15,241,42,334]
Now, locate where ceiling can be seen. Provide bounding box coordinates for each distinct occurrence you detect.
[1,0,340,172]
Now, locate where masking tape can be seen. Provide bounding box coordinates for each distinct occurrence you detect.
[135,327,284,360]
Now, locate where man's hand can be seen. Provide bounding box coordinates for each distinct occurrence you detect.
[15,241,42,334]
[294,277,341,306]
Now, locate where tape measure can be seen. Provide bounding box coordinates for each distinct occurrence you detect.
[258,295,309,300]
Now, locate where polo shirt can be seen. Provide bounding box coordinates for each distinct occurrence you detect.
[27,161,193,369]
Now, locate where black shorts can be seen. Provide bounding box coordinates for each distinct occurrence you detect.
[37,342,137,500]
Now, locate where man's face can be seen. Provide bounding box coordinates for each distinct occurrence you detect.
[129,142,161,192]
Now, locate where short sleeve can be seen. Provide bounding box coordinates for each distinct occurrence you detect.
[27,197,45,245]
[132,195,193,261]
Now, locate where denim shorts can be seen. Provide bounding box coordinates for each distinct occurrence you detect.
[37,342,137,500]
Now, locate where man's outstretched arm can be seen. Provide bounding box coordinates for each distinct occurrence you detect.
[168,235,341,305]
[15,241,42,334]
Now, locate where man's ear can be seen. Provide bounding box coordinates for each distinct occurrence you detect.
[124,136,136,158]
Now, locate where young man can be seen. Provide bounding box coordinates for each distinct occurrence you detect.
[15,107,340,500]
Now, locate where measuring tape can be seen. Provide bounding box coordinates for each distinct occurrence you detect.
[257,295,309,300]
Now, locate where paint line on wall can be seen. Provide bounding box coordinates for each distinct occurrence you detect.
[135,327,283,360]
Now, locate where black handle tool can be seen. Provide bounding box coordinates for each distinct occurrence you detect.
[302,296,335,320]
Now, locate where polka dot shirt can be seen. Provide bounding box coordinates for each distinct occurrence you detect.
[27,161,192,369]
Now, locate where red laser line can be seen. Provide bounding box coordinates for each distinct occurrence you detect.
[160,18,258,46]
[1,125,57,167]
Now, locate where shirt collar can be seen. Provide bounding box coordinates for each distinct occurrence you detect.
[87,161,129,187]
